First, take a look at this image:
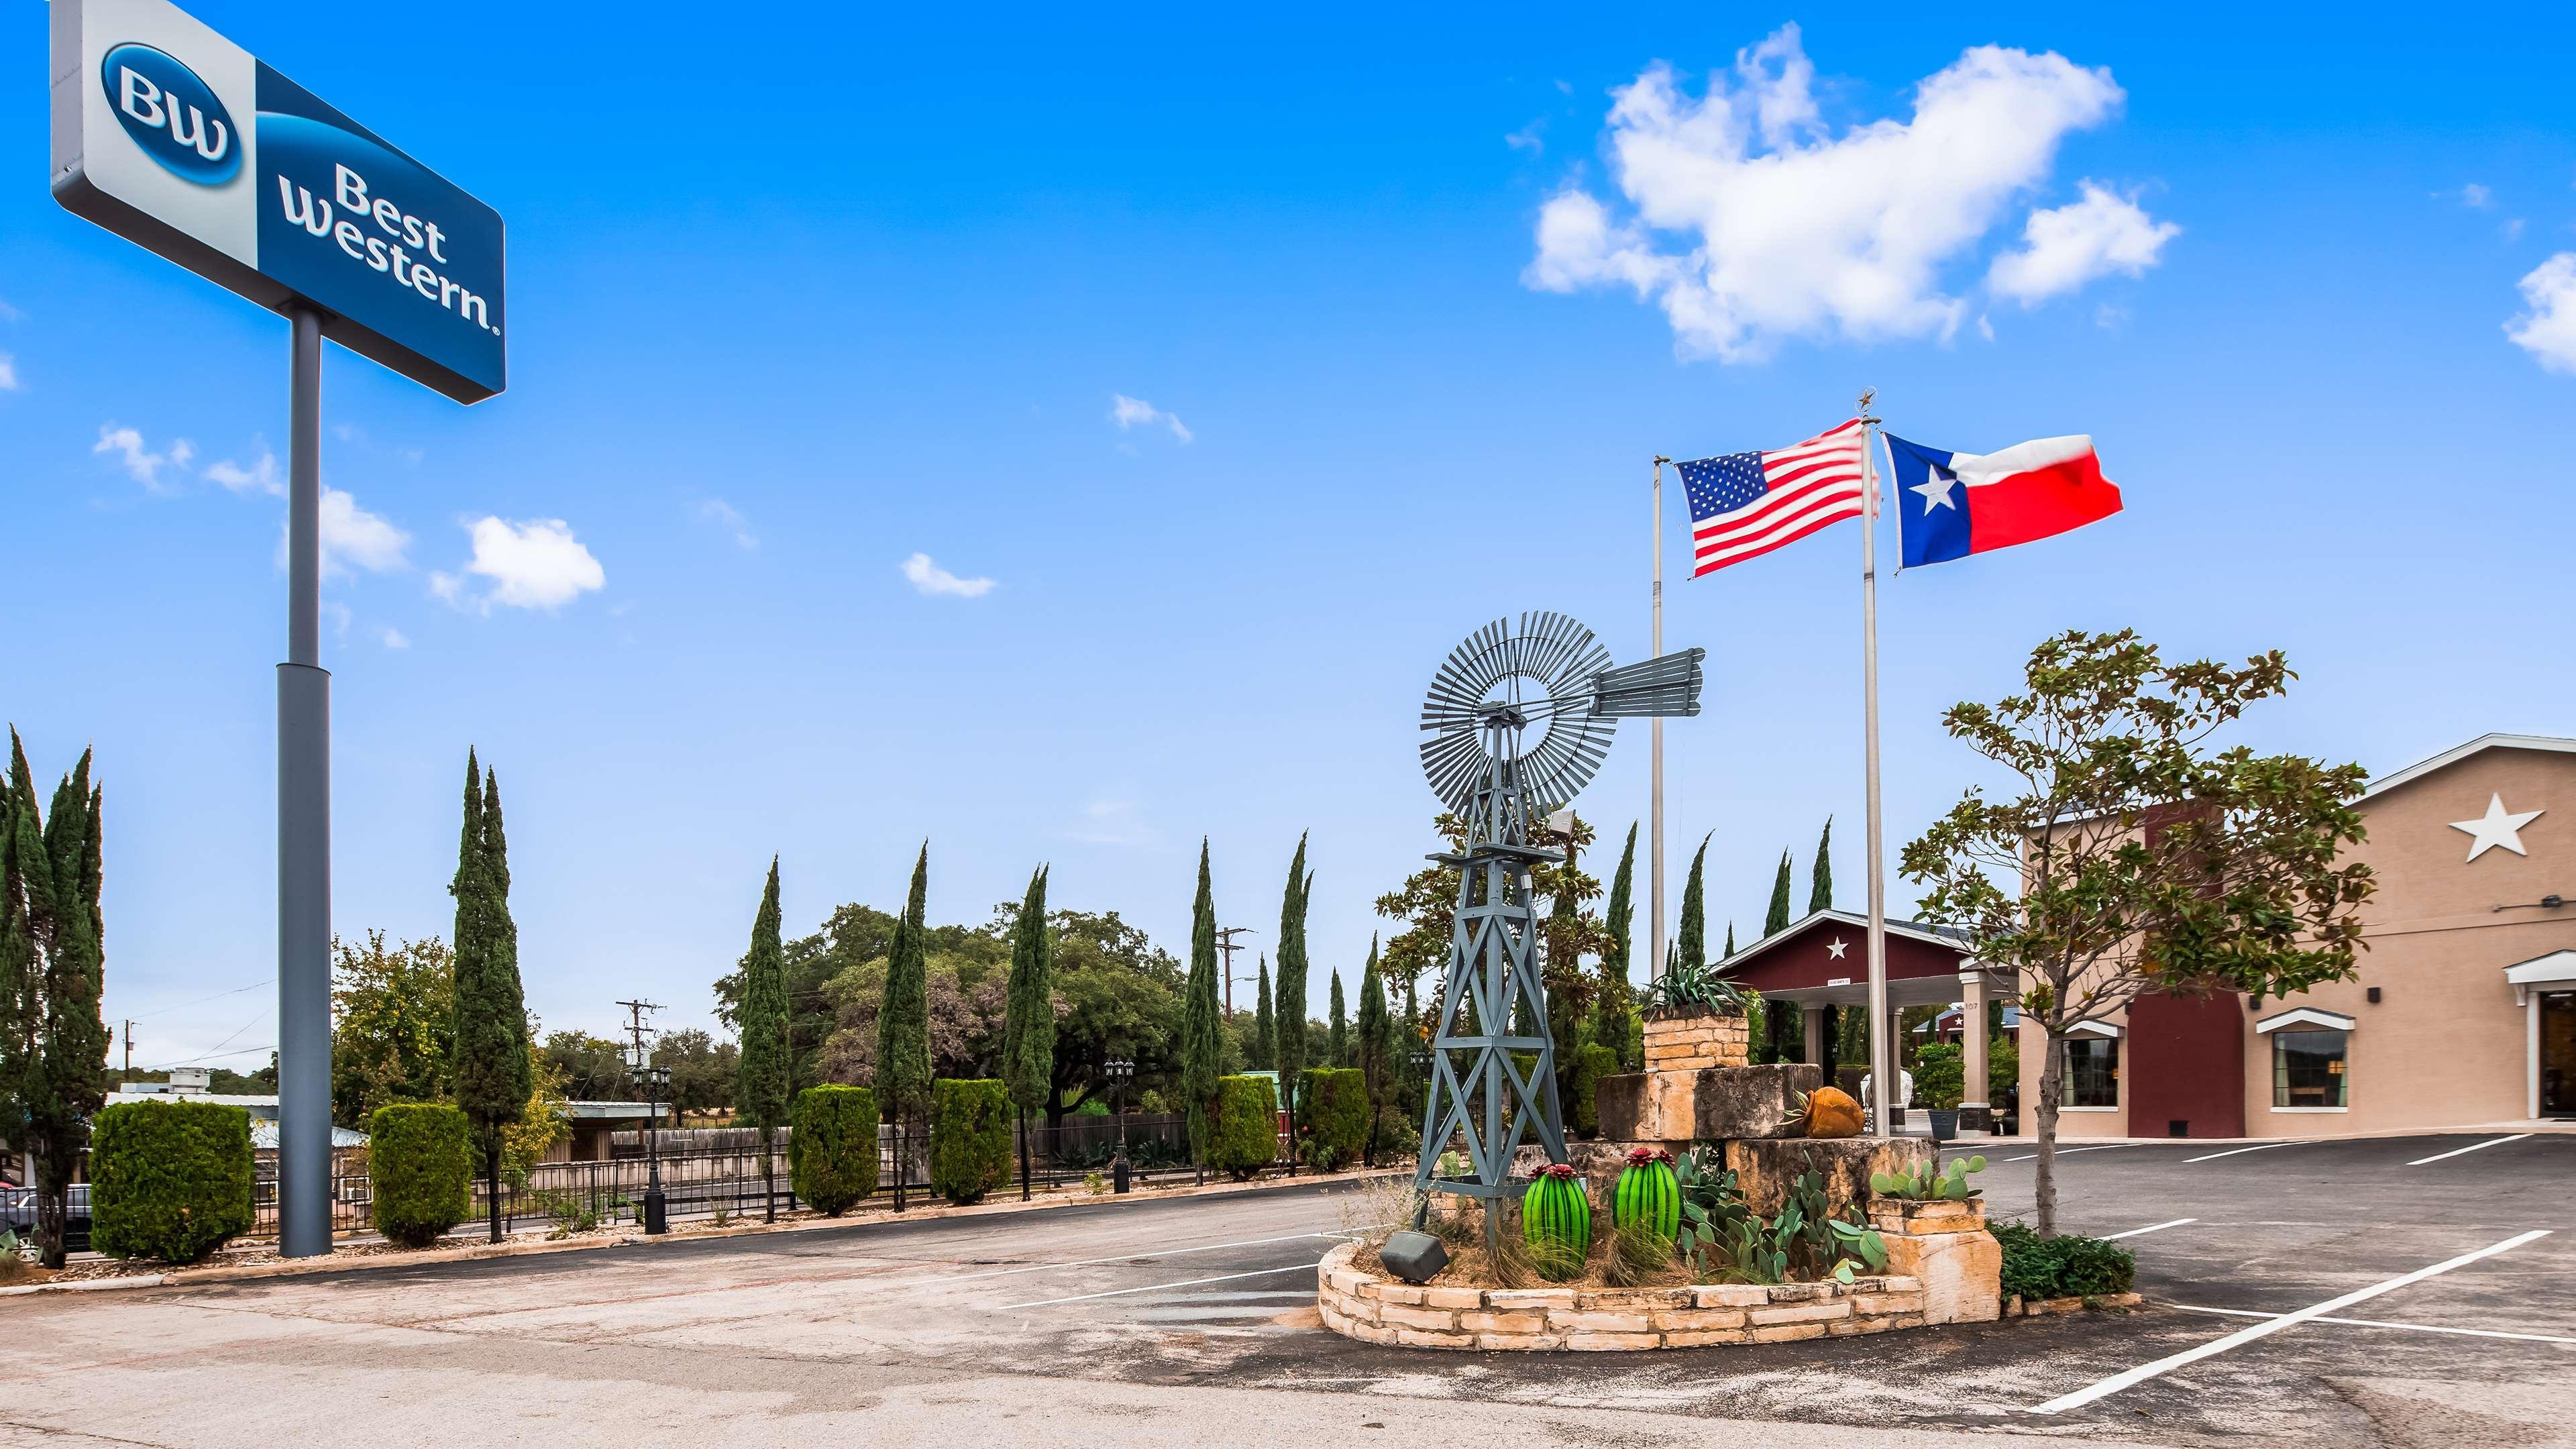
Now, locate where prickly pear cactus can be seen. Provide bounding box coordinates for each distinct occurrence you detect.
[1613,1147,1679,1240]
[1521,1163,1591,1275]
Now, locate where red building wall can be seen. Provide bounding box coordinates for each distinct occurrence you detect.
[2126,991,2246,1138]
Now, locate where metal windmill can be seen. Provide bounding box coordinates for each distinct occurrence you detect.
[1411,612,1705,1218]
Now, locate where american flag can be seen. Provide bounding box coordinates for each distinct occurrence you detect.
[1679,419,1870,576]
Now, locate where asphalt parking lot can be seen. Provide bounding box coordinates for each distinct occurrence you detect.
[1,1131,2567,1448]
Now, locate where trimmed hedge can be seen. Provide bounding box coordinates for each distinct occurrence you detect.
[1994,1220,2137,1300]
[89,1100,254,1265]
[1297,1068,1368,1171]
[928,1079,1012,1205]
[1566,1042,1619,1138]
[790,1084,880,1215]
[369,1103,473,1248]
[1206,1075,1280,1180]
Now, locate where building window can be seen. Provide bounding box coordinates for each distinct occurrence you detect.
[2273,1029,2348,1108]
[2066,1035,2118,1107]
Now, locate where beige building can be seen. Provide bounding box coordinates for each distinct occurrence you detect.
[2022,733,2576,1138]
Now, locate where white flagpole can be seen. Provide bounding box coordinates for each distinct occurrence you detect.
[1857,390,1893,1138]
[1650,455,1670,982]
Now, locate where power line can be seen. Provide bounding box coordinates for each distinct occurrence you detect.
[123,977,274,1022]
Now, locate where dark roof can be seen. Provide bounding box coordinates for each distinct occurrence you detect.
[1709,908,1972,978]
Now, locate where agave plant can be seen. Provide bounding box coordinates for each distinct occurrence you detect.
[1641,957,1746,1016]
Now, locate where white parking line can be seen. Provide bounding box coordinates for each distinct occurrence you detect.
[2004,1144,2128,1163]
[2104,1218,2196,1240]
[2406,1134,2531,1167]
[2029,1229,2551,1415]
[2182,1140,2300,1164]
[2167,1303,2576,1346]
[869,1231,1340,1293]
[1000,1260,1325,1310]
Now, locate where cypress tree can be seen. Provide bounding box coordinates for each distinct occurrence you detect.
[1000,864,1055,1202]
[1271,834,1310,1143]
[1328,970,1348,1068]
[449,755,530,1243]
[1354,936,1389,1165]
[1249,955,1274,1072]
[1597,823,1635,1063]
[1764,847,1794,936]
[1724,922,1737,959]
[1675,833,1710,971]
[1808,817,1835,914]
[735,857,792,1220]
[877,845,934,1208]
[3,736,110,1268]
[1181,840,1223,1183]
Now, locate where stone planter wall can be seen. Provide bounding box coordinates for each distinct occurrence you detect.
[1642,1010,1751,1071]
[1868,1197,2000,1325]
[1595,1063,1818,1144]
[1316,1242,1927,1351]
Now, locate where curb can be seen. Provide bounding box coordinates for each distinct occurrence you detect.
[1,1165,1407,1300]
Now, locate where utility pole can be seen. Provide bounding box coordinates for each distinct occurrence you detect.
[1214,926,1254,1014]
[123,1020,133,1081]
[613,998,669,1234]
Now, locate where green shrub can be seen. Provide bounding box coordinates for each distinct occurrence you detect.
[928,1079,1012,1205]
[790,1085,879,1215]
[89,1101,254,1265]
[1912,1043,1965,1111]
[1994,1220,2136,1301]
[1988,1038,2020,1099]
[368,1104,473,1248]
[1297,1068,1367,1171]
[1566,1042,1619,1138]
[1206,1075,1280,1180]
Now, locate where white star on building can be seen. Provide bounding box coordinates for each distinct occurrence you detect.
[2451,793,2544,862]
[1826,937,1847,959]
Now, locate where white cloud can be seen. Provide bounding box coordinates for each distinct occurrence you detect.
[321,600,352,640]
[900,552,995,598]
[1067,796,1152,846]
[698,498,757,550]
[1987,182,2180,305]
[319,487,410,577]
[0,352,17,391]
[2458,182,2493,209]
[204,450,283,497]
[2508,252,2576,373]
[2502,218,2526,243]
[1109,393,1193,443]
[446,517,606,610]
[1525,26,2134,361]
[379,626,410,650]
[1505,119,1546,154]
[94,425,195,492]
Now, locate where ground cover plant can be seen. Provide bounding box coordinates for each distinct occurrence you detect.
[1994,1220,2138,1300]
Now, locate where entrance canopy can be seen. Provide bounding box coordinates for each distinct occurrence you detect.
[1710,908,2008,1008]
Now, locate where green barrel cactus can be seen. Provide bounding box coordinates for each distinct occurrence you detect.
[1521,1163,1591,1278]
[1613,1146,1679,1240]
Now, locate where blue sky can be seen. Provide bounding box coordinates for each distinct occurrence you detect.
[7,3,2573,1070]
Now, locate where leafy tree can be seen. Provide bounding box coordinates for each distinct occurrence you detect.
[494,1039,570,1187]
[540,1029,633,1104]
[1903,630,2373,1235]
[1271,835,1310,1140]
[448,755,530,1244]
[734,857,792,1220]
[999,865,1054,1201]
[875,845,936,1202]
[652,1028,736,1119]
[1528,810,1609,1106]
[330,931,453,1129]
[713,901,894,1093]
[1032,910,1181,1128]
[1372,814,1466,1046]
[1808,816,1835,914]
[1181,841,1224,1181]
[1675,833,1710,971]
[1,734,111,1267]
[1327,969,1348,1067]
[1594,824,1638,1069]
[1763,847,1793,937]
[1249,955,1274,1071]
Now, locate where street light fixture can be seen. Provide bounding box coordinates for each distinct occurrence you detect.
[626,1044,670,1234]
[1104,1057,1136,1195]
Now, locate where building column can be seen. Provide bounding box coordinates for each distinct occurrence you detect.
[1961,969,1990,1128]
[1803,1004,1827,1068]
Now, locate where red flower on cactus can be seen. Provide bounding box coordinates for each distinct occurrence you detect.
[1625,1146,1674,1167]
[1539,1163,1578,1180]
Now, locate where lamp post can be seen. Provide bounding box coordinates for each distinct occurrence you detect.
[1105,1057,1135,1195]
[627,1045,669,1235]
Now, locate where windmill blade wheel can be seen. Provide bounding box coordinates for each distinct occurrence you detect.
[1418,612,1617,817]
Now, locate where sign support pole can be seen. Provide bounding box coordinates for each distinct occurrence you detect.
[276,304,333,1258]
[1649,455,1668,982]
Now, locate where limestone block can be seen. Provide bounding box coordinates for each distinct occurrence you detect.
[1725,1136,1935,1218]
[1878,1227,2002,1325]
[1868,1198,1986,1236]
[1690,1063,1823,1140]
[1510,1138,1680,1199]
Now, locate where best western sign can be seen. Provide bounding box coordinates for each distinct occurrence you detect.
[50,0,506,402]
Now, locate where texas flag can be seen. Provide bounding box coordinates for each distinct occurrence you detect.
[1882,433,2123,569]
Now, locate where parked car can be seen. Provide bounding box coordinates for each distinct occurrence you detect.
[0,1184,92,1250]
